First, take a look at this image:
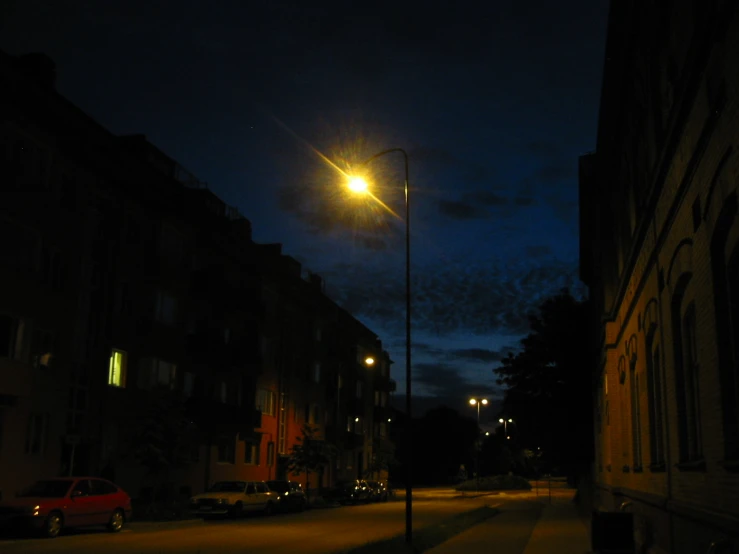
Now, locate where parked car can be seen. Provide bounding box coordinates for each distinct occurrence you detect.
[323,480,372,504]
[0,477,132,538]
[266,480,307,512]
[366,481,389,502]
[189,481,277,517]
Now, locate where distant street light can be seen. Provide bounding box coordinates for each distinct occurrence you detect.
[364,356,375,366]
[469,398,488,490]
[346,148,412,544]
[499,417,514,438]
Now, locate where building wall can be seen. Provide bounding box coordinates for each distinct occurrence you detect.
[581,2,739,553]
[0,50,394,502]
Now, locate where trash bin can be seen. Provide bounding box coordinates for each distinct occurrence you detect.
[591,510,635,553]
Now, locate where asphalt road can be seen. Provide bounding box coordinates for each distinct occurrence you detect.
[0,497,500,554]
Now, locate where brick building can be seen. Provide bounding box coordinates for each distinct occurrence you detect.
[0,50,394,502]
[580,1,739,552]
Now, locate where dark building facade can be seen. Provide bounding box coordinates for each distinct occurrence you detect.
[580,1,739,552]
[0,50,394,501]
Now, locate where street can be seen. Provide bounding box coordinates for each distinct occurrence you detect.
[0,497,497,554]
[0,487,578,554]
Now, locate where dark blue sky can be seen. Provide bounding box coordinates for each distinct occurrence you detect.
[2,0,609,424]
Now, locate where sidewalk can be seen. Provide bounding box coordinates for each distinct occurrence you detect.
[426,491,591,554]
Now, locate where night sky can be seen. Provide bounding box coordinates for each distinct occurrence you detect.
[2,0,609,425]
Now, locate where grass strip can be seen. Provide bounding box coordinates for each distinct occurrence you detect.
[339,504,500,554]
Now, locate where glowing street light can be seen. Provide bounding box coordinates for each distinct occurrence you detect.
[499,418,514,437]
[364,356,375,366]
[346,148,411,544]
[348,176,369,193]
[469,398,488,490]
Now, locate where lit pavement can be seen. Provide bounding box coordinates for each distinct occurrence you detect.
[0,497,500,554]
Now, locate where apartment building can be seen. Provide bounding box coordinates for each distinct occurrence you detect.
[580,2,739,552]
[0,50,394,500]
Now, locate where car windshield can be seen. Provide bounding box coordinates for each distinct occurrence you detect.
[208,481,246,493]
[19,480,74,498]
[266,481,289,493]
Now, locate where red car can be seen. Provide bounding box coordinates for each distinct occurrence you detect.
[0,477,133,538]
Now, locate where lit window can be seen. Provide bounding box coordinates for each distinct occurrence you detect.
[108,349,127,387]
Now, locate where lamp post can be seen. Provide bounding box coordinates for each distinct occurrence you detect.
[499,417,514,438]
[469,398,488,490]
[346,149,412,544]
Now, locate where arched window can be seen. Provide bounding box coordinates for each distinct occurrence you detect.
[708,193,739,463]
[629,354,643,470]
[671,286,702,463]
[643,300,665,468]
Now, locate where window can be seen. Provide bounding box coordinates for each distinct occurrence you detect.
[217,381,227,403]
[31,328,54,369]
[25,413,48,455]
[356,381,363,398]
[315,326,322,341]
[256,482,269,493]
[138,358,177,390]
[710,198,739,460]
[0,315,26,361]
[312,405,321,425]
[224,328,231,344]
[217,435,235,464]
[629,358,642,470]
[256,389,276,416]
[267,442,275,466]
[681,305,702,460]
[154,290,177,325]
[380,423,387,437]
[245,440,260,465]
[312,362,321,383]
[646,334,665,467]
[375,391,380,406]
[672,297,702,462]
[108,349,127,388]
[183,372,194,398]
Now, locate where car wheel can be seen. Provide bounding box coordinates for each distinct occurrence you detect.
[107,509,125,532]
[229,502,244,518]
[264,502,274,516]
[43,511,64,538]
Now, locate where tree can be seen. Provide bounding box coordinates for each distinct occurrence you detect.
[493,289,594,483]
[124,386,199,501]
[287,425,335,502]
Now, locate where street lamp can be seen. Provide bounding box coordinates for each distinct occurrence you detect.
[499,417,514,438]
[346,148,412,544]
[469,398,488,490]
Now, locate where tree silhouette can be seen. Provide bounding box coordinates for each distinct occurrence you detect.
[494,289,594,482]
[287,425,335,502]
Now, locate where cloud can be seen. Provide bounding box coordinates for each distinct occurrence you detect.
[433,190,510,221]
[447,348,508,363]
[323,257,583,338]
[436,199,489,220]
[524,245,552,258]
[514,196,536,206]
